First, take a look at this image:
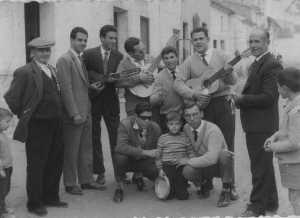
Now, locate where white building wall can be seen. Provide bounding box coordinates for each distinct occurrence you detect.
[0,2,26,75]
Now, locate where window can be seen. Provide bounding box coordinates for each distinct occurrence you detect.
[140,16,150,54]
[213,40,217,48]
[220,40,225,50]
[173,29,180,54]
[25,2,40,62]
[182,22,189,61]
[221,16,224,32]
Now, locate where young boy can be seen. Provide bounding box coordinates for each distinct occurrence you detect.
[0,108,14,218]
[156,111,194,200]
[264,67,300,215]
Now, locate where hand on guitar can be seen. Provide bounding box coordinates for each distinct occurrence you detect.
[139,72,154,85]
[192,90,211,109]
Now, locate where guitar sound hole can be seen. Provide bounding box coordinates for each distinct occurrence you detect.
[203,80,210,88]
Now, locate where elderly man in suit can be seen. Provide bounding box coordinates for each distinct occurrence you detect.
[82,25,123,185]
[5,37,67,216]
[179,104,234,207]
[234,29,282,217]
[56,27,103,196]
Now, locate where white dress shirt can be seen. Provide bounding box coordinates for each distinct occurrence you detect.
[35,60,52,78]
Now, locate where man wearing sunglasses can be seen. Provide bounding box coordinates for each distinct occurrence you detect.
[113,103,161,203]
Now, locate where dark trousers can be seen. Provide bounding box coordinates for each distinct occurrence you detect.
[114,154,158,183]
[204,95,235,184]
[0,167,12,214]
[25,118,63,209]
[91,103,119,176]
[246,132,278,214]
[162,164,188,200]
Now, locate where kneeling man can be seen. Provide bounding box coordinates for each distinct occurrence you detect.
[113,103,161,202]
[180,104,235,207]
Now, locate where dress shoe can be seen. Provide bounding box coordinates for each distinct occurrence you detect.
[240,208,264,217]
[65,186,83,195]
[132,176,145,191]
[266,203,279,213]
[197,187,210,199]
[95,173,106,186]
[28,206,48,217]
[81,182,106,190]
[113,188,124,203]
[44,200,68,208]
[217,189,231,207]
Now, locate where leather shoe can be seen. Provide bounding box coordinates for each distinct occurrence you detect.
[28,206,48,216]
[65,186,83,195]
[81,182,106,190]
[113,188,124,203]
[240,208,264,217]
[44,200,68,208]
[197,187,210,199]
[217,189,231,207]
[132,174,145,191]
[95,173,106,186]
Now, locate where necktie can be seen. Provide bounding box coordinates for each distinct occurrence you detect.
[171,71,176,80]
[103,50,109,75]
[201,53,209,66]
[193,129,198,142]
[47,65,61,93]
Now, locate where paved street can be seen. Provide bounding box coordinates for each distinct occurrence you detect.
[3,34,300,218]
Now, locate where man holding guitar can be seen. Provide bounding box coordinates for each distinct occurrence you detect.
[116,35,178,116]
[174,27,240,206]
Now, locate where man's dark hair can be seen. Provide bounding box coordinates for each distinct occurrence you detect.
[124,37,140,53]
[99,25,117,38]
[135,102,152,116]
[161,46,178,58]
[70,27,88,39]
[190,27,209,39]
[183,103,201,114]
[166,111,182,122]
[278,67,300,92]
[0,108,13,121]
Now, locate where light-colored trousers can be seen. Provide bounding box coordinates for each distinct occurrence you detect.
[289,188,300,215]
[62,117,94,186]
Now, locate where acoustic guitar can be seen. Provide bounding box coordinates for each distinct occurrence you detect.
[185,48,252,95]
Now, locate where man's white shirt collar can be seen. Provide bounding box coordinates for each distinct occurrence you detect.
[190,121,204,134]
[35,60,52,78]
[196,48,213,63]
[255,51,269,62]
[100,44,111,58]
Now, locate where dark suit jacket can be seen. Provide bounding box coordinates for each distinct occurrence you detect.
[82,46,123,115]
[4,61,56,142]
[236,52,282,133]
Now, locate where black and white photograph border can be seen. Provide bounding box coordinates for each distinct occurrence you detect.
[1,0,300,217]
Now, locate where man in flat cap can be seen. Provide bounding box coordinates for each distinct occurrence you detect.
[5,37,67,216]
[56,27,103,196]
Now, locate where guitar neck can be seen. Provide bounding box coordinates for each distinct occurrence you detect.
[206,55,241,84]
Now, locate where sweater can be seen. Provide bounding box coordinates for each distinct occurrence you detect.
[156,132,194,168]
[183,121,227,168]
[174,49,236,99]
[150,67,183,115]
[271,95,300,164]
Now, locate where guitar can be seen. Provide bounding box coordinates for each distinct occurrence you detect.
[185,48,252,95]
[127,33,180,98]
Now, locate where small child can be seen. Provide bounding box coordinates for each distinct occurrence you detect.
[156,111,194,200]
[0,108,14,218]
[264,67,300,215]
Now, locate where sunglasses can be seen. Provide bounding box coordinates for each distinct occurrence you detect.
[139,115,152,121]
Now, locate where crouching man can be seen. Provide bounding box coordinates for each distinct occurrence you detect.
[113,103,161,202]
[179,104,235,207]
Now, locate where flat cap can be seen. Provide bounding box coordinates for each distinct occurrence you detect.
[27,37,55,48]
